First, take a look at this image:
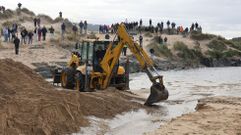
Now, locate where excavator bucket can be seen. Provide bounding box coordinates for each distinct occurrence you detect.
[144,83,169,106]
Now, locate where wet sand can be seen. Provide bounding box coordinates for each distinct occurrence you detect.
[148,96,241,135]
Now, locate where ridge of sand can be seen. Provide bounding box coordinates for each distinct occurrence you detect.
[0,59,142,135]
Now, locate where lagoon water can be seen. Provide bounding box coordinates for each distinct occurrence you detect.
[76,67,241,135]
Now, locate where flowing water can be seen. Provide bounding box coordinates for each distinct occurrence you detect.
[75,67,241,135]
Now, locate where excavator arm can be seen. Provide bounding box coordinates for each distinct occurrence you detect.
[100,23,169,105]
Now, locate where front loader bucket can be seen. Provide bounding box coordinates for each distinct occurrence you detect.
[144,83,169,106]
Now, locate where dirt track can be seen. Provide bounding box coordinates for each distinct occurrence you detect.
[0,59,143,135]
[148,96,241,135]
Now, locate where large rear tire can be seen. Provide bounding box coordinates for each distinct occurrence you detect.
[61,68,75,89]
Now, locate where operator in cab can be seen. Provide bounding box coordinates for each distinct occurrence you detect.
[94,46,105,72]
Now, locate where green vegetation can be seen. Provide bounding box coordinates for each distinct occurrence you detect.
[205,37,241,59]
[223,50,241,57]
[205,38,241,59]
[190,31,216,40]
[206,50,223,59]
[207,39,227,51]
[147,43,172,58]
[37,14,53,23]
[173,41,203,60]
[207,49,241,59]
[21,8,35,16]
[0,9,14,19]
[53,17,64,23]
[229,41,241,51]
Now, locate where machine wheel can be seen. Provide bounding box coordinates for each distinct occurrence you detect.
[76,72,85,92]
[61,68,75,89]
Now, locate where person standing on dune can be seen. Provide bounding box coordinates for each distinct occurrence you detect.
[84,20,87,34]
[37,18,41,27]
[79,21,84,34]
[20,28,28,44]
[49,26,55,39]
[61,22,66,40]
[33,18,37,27]
[28,31,33,44]
[13,36,20,55]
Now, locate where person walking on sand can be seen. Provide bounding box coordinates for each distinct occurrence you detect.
[13,36,20,55]
[20,28,28,44]
[49,26,55,39]
[34,27,38,42]
[28,31,33,44]
[37,27,42,41]
[42,26,47,41]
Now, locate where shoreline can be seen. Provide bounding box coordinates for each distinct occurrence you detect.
[147,96,241,135]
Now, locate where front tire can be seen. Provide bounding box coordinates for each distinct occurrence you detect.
[61,68,75,89]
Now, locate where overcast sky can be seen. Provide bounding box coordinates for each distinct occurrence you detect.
[1,0,241,38]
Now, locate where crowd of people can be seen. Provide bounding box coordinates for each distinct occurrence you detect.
[98,19,202,37]
[0,16,58,55]
[1,3,202,56]
[1,19,55,44]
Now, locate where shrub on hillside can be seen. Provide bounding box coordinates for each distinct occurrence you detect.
[190,31,216,40]
[206,50,224,59]
[229,41,241,51]
[174,41,203,60]
[223,50,241,58]
[53,17,64,23]
[37,14,53,23]
[208,37,241,52]
[63,19,73,27]
[207,39,227,52]
[173,41,188,51]
[0,9,14,19]
[147,43,172,58]
[21,8,35,16]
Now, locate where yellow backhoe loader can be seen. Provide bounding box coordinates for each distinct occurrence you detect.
[53,23,168,105]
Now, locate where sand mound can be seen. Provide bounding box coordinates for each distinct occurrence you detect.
[0,59,142,135]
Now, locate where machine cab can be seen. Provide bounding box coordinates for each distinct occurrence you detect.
[75,40,118,72]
